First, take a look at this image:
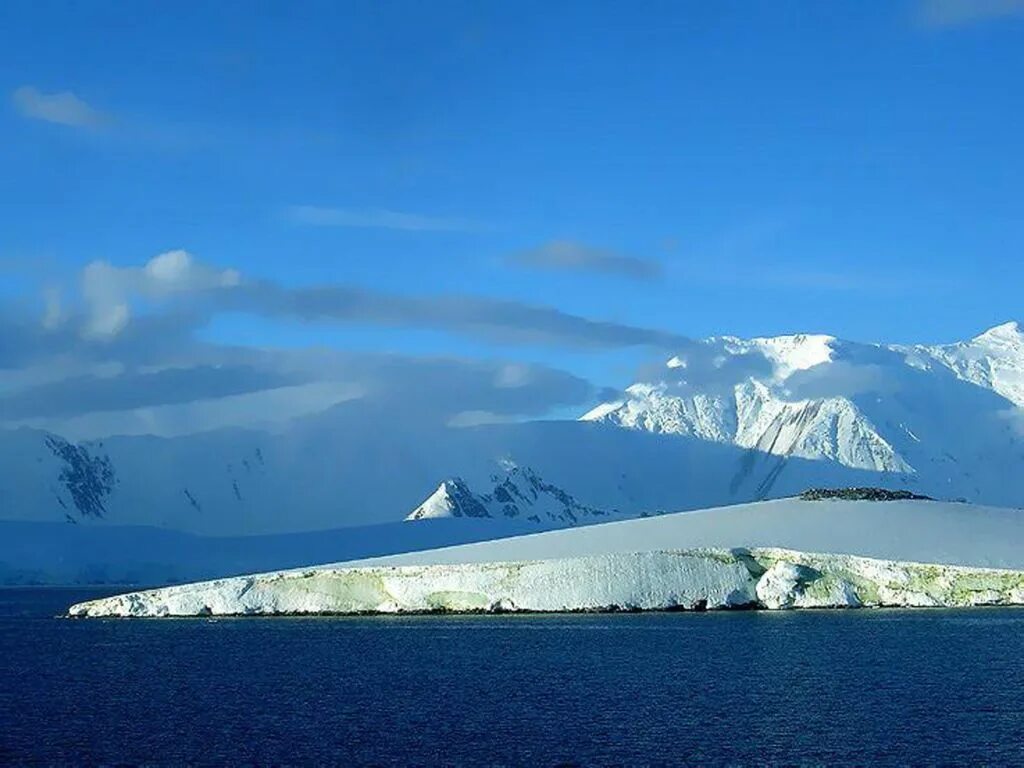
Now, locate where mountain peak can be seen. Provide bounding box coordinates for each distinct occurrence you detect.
[974,321,1022,344]
[406,478,491,521]
[405,468,618,525]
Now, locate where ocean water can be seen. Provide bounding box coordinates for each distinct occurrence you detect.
[3,588,1024,766]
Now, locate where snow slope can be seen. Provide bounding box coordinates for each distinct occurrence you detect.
[68,497,1024,616]
[906,321,1024,407]
[362,497,1024,570]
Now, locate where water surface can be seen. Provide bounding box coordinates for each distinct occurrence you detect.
[2,588,1023,765]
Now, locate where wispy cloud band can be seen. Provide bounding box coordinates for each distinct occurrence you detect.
[507,240,662,281]
[917,0,1024,26]
[0,249,697,437]
[230,281,688,350]
[11,86,108,128]
[65,251,686,351]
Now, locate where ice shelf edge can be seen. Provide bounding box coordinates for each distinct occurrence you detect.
[67,547,1024,617]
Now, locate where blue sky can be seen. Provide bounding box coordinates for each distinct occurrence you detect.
[2,1,1024,434]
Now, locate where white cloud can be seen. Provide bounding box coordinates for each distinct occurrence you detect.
[41,287,63,330]
[0,341,597,439]
[785,362,898,400]
[12,85,108,128]
[19,249,693,354]
[89,301,130,338]
[2,248,702,438]
[494,363,534,388]
[142,249,241,294]
[24,249,698,356]
[3,246,609,438]
[286,205,479,232]
[11,381,365,440]
[447,410,519,428]
[80,250,241,338]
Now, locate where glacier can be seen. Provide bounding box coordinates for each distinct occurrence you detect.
[68,497,1024,616]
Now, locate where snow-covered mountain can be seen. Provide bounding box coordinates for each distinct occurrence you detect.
[406,465,618,525]
[584,322,1024,489]
[906,321,1024,407]
[4,322,1024,558]
[585,377,911,474]
[0,411,903,538]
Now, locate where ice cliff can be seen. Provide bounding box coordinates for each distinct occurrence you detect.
[68,547,1024,617]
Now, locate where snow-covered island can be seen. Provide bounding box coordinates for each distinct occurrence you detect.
[68,494,1024,617]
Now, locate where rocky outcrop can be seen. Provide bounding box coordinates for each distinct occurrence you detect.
[799,487,934,502]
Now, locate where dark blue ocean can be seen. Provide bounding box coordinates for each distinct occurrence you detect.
[3,588,1024,766]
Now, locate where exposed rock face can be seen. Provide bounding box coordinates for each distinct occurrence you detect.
[44,436,116,519]
[799,487,934,502]
[67,547,1024,618]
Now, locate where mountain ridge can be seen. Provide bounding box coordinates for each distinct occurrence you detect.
[2,322,1022,544]
[584,321,1024,481]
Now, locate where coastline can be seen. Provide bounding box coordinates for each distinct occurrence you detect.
[68,546,1024,618]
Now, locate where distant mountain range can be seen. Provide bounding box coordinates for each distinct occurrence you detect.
[3,321,1023,583]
